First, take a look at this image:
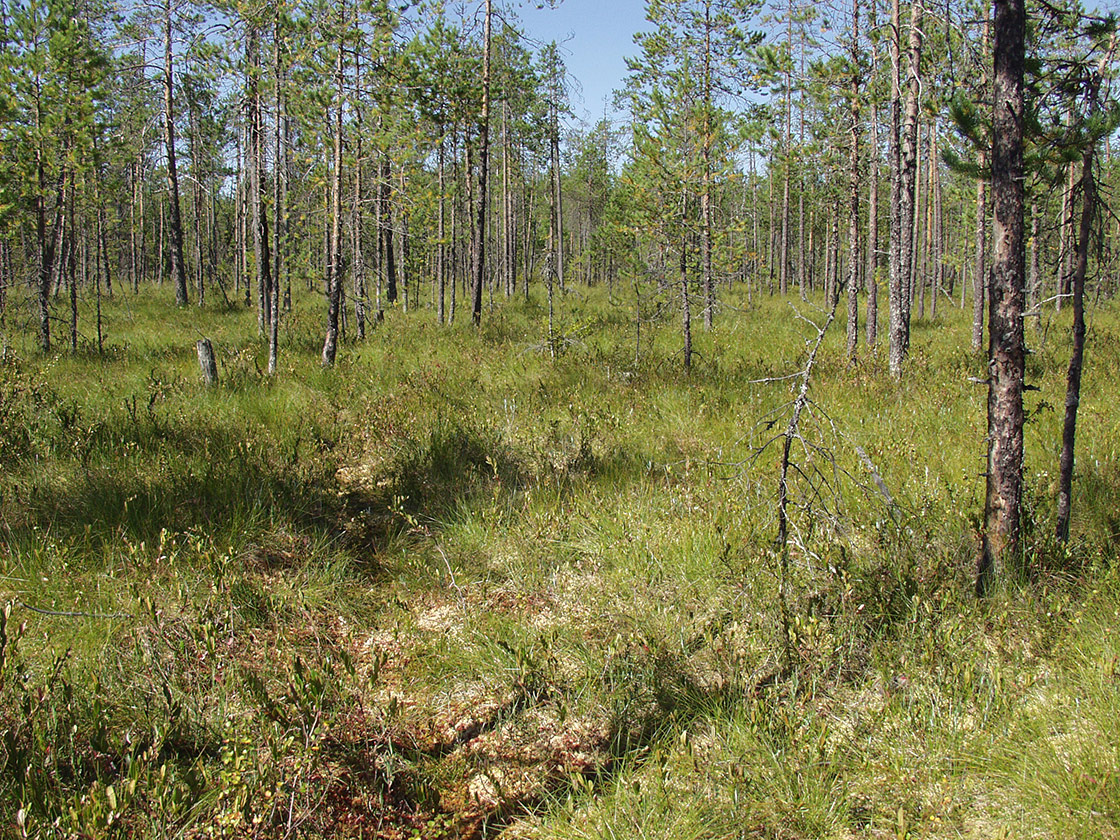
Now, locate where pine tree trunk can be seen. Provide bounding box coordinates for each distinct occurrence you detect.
[37,163,66,353]
[129,161,139,294]
[701,3,714,328]
[523,179,533,299]
[551,95,564,294]
[768,163,775,294]
[887,0,904,377]
[234,131,243,298]
[1028,200,1039,327]
[1056,57,1107,542]
[471,0,491,325]
[0,241,8,330]
[164,0,189,308]
[282,99,291,312]
[978,0,1026,596]
[189,94,204,307]
[321,15,345,368]
[972,155,987,351]
[382,155,396,303]
[438,132,446,324]
[272,18,286,373]
[67,193,76,352]
[917,121,928,320]
[846,0,860,362]
[502,101,513,297]
[829,196,841,308]
[351,50,366,341]
[866,6,880,348]
[450,132,461,324]
[931,123,942,319]
[248,29,272,340]
[780,0,792,298]
[681,237,692,374]
[1057,159,1076,311]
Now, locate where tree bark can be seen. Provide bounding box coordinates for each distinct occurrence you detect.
[248,29,269,335]
[846,0,861,362]
[978,0,1026,596]
[887,0,903,377]
[189,89,204,307]
[551,82,565,294]
[1056,58,1108,542]
[351,46,366,340]
[866,0,880,349]
[381,154,396,304]
[972,154,987,351]
[197,338,218,385]
[270,22,284,374]
[931,122,942,319]
[37,172,66,353]
[899,0,922,347]
[471,0,492,325]
[681,237,692,374]
[164,0,189,308]
[701,2,714,327]
[1057,158,1076,311]
[1028,200,1039,326]
[322,13,345,368]
[129,160,139,293]
[437,132,446,323]
[67,192,76,352]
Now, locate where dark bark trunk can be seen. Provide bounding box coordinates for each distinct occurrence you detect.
[780,0,792,298]
[866,8,880,348]
[846,0,860,362]
[681,237,692,374]
[0,241,8,330]
[248,29,270,336]
[551,90,564,294]
[701,3,714,327]
[270,26,284,374]
[67,195,76,352]
[471,0,491,325]
[437,132,446,324]
[164,0,189,307]
[189,93,204,307]
[931,123,942,319]
[322,17,345,368]
[382,155,396,303]
[38,171,66,353]
[978,0,1025,596]
[1056,82,1102,542]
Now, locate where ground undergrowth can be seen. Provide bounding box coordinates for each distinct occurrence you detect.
[1,285,1118,839]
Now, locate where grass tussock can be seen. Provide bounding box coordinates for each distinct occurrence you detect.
[0,284,1118,838]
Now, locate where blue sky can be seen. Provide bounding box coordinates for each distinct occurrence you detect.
[511,0,651,124]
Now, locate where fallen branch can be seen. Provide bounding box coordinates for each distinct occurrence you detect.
[19,601,133,620]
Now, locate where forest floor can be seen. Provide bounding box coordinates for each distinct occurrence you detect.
[1,284,1118,839]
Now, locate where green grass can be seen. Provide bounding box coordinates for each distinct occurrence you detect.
[1,280,1119,838]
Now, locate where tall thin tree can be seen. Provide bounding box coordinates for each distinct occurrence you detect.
[978,0,1026,596]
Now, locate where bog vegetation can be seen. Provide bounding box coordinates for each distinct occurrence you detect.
[1,287,1119,838]
[2,0,1120,836]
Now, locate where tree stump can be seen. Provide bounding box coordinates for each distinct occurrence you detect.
[197,338,218,385]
